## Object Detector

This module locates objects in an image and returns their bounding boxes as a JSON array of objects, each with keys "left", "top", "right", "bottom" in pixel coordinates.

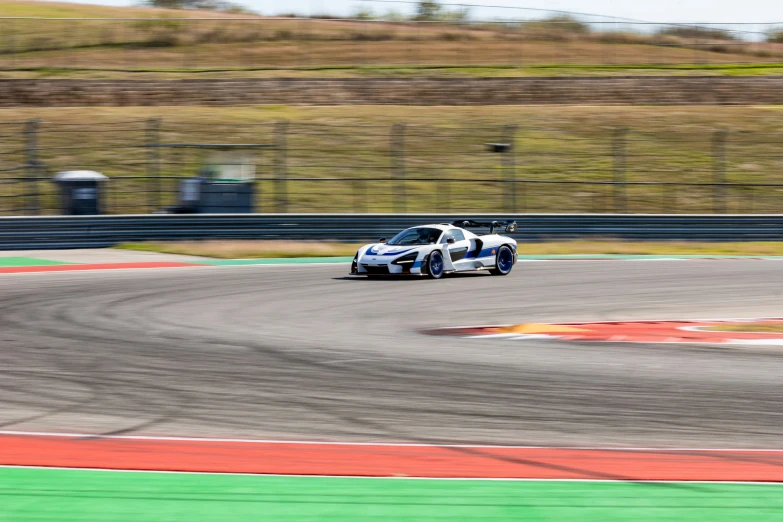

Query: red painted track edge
[{"left": 3, "top": 434, "right": 783, "bottom": 482}]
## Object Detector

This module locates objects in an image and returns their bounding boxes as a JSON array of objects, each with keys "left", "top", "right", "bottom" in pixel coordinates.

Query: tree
[{"left": 415, "top": 0, "right": 441, "bottom": 21}]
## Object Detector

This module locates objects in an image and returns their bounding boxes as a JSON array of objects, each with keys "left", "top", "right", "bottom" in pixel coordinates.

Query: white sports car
[{"left": 350, "top": 220, "right": 518, "bottom": 279}]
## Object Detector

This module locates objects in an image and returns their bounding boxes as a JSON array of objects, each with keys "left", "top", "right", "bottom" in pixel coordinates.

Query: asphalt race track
[{"left": 1, "top": 261, "right": 782, "bottom": 448}]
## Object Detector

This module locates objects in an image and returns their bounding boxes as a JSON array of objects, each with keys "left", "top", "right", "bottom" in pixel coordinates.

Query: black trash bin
[
  {"left": 53, "top": 171, "right": 108, "bottom": 215},
  {"left": 199, "top": 181, "right": 254, "bottom": 213},
  {"left": 175, "top": 169, "right": 254, "bottom": 214}
]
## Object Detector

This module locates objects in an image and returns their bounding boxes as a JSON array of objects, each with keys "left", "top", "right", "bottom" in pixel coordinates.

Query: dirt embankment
[{"left": 3, "top": 77, "right": 783, "bottom": 107}]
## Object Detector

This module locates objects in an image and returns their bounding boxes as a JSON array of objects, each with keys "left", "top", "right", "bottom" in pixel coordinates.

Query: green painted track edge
[
  {"left": 3, "top": 467, "right": 783, "bottom": 522},
  {"left": 0, "top": 257, "right": 74, "bottom": 267}
]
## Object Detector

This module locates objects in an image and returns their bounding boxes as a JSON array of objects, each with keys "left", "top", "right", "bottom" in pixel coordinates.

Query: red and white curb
[{"left": 422, "top": 318, "right": 783, "bottom": 345}]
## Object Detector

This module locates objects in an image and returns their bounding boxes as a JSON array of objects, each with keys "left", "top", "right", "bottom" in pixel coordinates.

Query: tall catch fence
[
  {"left": 1, "top": 119, "right": 782, "bottom": 216},
  {"left": 1, "top": 16, "right": 783, "bottom": 71}
]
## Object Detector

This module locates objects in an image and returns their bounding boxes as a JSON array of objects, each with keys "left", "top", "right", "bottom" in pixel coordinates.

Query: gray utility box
[
  {"left": 53, "top": 170, "right": 108, "bottom": 215},
  {"left": 179, "top": 177, "right": 254, "bottom": 213}
]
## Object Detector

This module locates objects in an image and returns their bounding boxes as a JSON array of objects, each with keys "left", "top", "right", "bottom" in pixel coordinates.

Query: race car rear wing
[{"left": 453, "top": 220, "right": 518, "bottom": 234}]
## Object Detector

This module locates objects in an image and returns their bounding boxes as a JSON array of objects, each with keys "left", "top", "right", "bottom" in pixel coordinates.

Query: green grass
[
  {"left": 3, "top": 467, "right": 783, "bottom": 522},
  {"left": 116, "top": 240, "right": 783, "bottom": 259}
]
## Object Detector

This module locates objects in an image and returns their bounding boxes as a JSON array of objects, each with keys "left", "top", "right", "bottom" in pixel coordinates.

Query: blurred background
[
  {"left": 3, "top": 3, "right": 783, "bottom": 520},
  {"left": 2, "top": 0, "right": 783, "bottom": 217}
]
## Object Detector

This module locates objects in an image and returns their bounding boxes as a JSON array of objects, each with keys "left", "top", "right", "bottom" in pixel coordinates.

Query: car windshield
[{"left": 386, "top": 227, "right": 443, "bottom": 246}]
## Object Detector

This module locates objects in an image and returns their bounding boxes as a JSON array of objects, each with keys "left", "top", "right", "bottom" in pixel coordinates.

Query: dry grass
[
  {"left": 706, "top": 324, "right": 783, "bottom": 333},
  {"left": 116, "top": 239, "right": 783, "bottom": 259},
  {"left": 117, "top": 240, "right": 359, "bottom": 258},
  {"left": 3, "top": 105, "right": 783, "bottom": 215},
  {"left": 5, "top": 39, "right": 776, "bottom": 71},
  {"left": 2, "top": 0, "right": 781, "bottom": 74},
  {"left": 6, "top": 65, "right": 783, "bottom": 80}
]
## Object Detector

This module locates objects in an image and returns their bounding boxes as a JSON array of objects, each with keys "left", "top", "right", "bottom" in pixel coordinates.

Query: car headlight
[{"left": 391, "top": 252, "right": 418, "bottom": 265}]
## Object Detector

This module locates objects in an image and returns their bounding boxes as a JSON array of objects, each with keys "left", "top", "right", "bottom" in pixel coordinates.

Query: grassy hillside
[
  {"left": 0, "top": 0, "right": 246, "bottom": 18},
  {"left": 1, "top": 0, "right": 782, "bottom": 76}
]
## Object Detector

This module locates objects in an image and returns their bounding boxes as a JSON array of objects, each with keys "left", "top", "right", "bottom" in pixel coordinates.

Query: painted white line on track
[
  {"left": 444, "top": 317, "right": 783, "bottom": 330},
  {"left": 2, "top": 465, "right": 782, "bottom": 484},
  {"left": 1, "top": 429, "right": 782, "bottom": 453}
]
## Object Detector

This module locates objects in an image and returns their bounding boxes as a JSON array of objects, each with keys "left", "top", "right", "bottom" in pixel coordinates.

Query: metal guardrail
[{"left": 1, "top": 214, "right": 782, "bottom": 250}]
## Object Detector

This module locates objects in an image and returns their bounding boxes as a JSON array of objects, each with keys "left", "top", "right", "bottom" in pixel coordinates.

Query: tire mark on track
[{"left": 1, "top": 263, "right": 783, "bottom": 450}]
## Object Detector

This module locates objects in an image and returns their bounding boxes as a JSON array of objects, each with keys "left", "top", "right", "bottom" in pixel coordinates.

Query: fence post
[
  {"left": 503, "top": 124, "right": 518, "bottom": 212},
  {"left": 274, "top": 120, "right": 289, "bottom": 213},
  {"left": 612, "top": 127, "right": 628, "bottom": 213},
  {"left": 712, "top": 129, "right": 727, "bottom": 214},
  {"left": 145, "top": 118, "right": 161, "bottom": 213},
  {"left": 390, "top": 123, "right": 407, "bottom": 213},
  {"left": 24, "top": 119, "right": 41, "bottom": 216},
  {"left": 6, "top": 18, "right": 17, "bottom": 68}
]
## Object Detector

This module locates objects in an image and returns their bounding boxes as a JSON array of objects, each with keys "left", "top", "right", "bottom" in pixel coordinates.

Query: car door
[{"left": 442, "top": 229, "right": 472, "bottom": 269}]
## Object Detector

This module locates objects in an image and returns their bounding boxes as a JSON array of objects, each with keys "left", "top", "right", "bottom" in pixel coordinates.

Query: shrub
[
  {"left": 380, "top": 11, "right": 407, "bottom": 23},
  {"left": 657, "top": 25, "right": 737, "bottom": 41},
  {"left": 541, "top": 15, "right": 590, "bottom": 33},
  {"left": 133, "top": 17, "right": 184, "bottom": 47},
  {"left": 766, "top": 29, "right": 783, "bottom": 43},
  {"left": 521, "top": 15, "right": 591, "bottom": 41},
  {"left": 273, "top": 29, "right": 293, "bottom": 41},
  {"left": 351, "top": 8, "right": 375, "bottom": 21},
  {"left": 437, "top": 31, "right": 475, "bottom": 41},
  {"left": 595, "top": 32, "right": 646, "bottom": 45},
  {"left": 349, "top": 31, "right": 394, "bottom": 41},
  {"left": 706, "top": 44, "right": 733, "bottom": 54}
]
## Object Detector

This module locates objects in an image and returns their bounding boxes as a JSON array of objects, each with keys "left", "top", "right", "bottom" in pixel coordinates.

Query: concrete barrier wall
[{"left": 2, "top": 77, "right": 783, "bottom": 106}]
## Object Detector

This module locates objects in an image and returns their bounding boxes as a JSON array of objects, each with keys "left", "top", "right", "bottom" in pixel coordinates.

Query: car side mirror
[
  {"left": 505, "top": 222, "right": 518, "bottom": 233},
  {"left": 379, "top": 237, "right": 387, "bottom": 243},
  {"left": 446, "top": 237, "right": 456, "bottom": 244}
]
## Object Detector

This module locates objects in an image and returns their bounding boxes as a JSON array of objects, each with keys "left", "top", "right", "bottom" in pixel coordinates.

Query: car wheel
[
  {"left": 427, "top": 250, "right": 445, "bottom": 279},
  {"left": 490, "top": 246, "right": 514, "bottom": 276}
]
